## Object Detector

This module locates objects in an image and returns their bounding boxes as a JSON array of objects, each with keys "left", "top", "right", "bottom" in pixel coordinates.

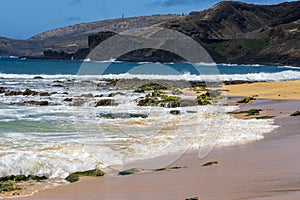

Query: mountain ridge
[{"left": 0, "top": 1, "right": 299, "bottom": 66}]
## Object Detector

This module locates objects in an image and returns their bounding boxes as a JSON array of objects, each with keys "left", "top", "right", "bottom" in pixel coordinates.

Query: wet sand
[{"left": 13, "top": 99, "right": 300, "bottom": 200}]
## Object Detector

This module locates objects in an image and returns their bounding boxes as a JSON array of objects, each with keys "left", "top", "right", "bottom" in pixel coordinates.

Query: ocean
[{"left": 0, "top": 58, "right": 298, "bottom": 180}]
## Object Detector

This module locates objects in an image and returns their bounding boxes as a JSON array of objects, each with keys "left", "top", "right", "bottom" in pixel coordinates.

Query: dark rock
[
  {"left": 23, "top": 89, "right": 38, "bottom": 96},
  {"left": 33, "top": 76, "right": 43, "bottom": 79},
  {"left": 228, "top": 109, "right": 262, "bottom": 116},
  {"left": 40, "top": 92, "right": 50, "bottom": 96},
  {"left": 0, "top": 87, "right": 5, "bottom": 93},
  {"left": 137, "top": 97, "right": 158, "bottom": 106},
  {"left": 118, "top": 168, "right": 143, "bottom": 176},
  {"left": 80, "top": 93, "right": 94, "bottom": 98},
  {"left": 27, "top": 175, "right": 47, "bottom": 182},
  {"left": 291, "top": 111, "right": 300, "bottom": 116},
  {"left": 170, "top": 110, "right": 181, "bottom": 115},
  {"left": 62, "top": 92, "right": 69, "bottom": 95},
  {"left": 202, "top": 161, "right": 218, "bottom": 166},
  {"left": 237, "top": 97, "right": 255, "bottom": 103},
  {"left": 95, "top": 94, "right": 104, "bottom": 97},
  {"left": 24, "top": 100, "right": 49, "bottom": 106},
  {"left": 53, "top": 80, "right": 63, "bottom": 83},
  {"left": 5, "top": 91, "right": 23, "bottom": 96},
  {"left": 108, "top": 92, "right": 124, "bottom": 97},
  {"left": 98, "top": 113, "right": 148, "bottom": 119},
  {"left": 255, "top": 116, "right": 274, "bottom": 119},
  {"left": 52, "top": 84, "right": 64, "bottom": 88},
  {"left": 51, "top": 92, "right": 58, "bottom": 95},
  {"left": 65, "top": 174, "right": 79, "bottom": 183},
  {"left": 186, "top": 197, "right": 199, "bottom": 200},
  {"left": 95, "top": 99, "right": 119, "bottom": 107},
  {"left": 64, "top": 98, "right": 73, "bottom": 102}
]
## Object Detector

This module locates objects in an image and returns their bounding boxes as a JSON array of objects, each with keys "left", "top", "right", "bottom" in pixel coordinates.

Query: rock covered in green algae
[
  {"left": 0, "top": 181, "right": 19, "bottom": 193},
  {"left": 291, "top": 111, "right": 300, "bottom": 116},
  {"left": 202, "top": 161, "right": 219, "bottom": 167},
  {"left": 0, "top": 175, "right": 47, "bottom": 193},
  {"left": 237, "top": 97, "right": 255, "bottom": 103},
  {"left": 65, "top": 169, "right": 105, "bottom": 183}
]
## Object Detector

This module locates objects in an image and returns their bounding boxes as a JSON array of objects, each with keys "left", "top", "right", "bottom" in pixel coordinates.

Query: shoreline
[
  {"left": 2, "top": 80, "right": 300, "bottom": 199},
  {"left": 7, "top": 98, "right": 300, "bottom": 200}
]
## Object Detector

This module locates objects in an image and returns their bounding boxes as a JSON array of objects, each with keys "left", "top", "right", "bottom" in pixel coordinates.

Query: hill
[
  {"left": 0, "top": 1, "right": 299, "bottom": 66},
  {"left": 0, "top": 15, "right": 180, "bottom": 56}
]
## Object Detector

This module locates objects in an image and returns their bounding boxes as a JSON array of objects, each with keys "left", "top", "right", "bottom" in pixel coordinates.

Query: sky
[{"left": 0, "top": 0, "right": 297, "bottom": 39}]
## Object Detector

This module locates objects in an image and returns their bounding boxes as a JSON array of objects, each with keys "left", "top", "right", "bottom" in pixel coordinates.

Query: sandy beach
[
  {"left": 225, "top": 80, "right": 300, "bottom": 100},
  {"left": 5, "top": 80, "right": 298, "bottom": 200}
]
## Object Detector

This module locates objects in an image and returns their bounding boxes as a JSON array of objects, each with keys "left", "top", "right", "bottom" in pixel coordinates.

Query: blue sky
[{"left": 0, "top": 0, "right": 296, "bottom": 39}]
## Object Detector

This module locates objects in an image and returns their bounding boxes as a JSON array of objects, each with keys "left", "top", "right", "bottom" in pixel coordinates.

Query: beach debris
[
  {"left": 65, "top": 169, "right": 105, "bottom": 183},
  {"left": 95, "top": 99, "right": 119, "bottom": 107},
  {"left": 237, "top": 97, "right": 255, "bottom": 103},
  {"left": 291, "top": 111, "right": 300, "bottom": 116},
  {"left": 202, "top": 161, "right": 219, "bottom": 167}
]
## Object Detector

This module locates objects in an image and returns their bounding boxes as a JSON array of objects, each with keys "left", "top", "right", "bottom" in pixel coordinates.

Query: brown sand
[
  {"left": 12, "top": 99, "right": 300, "bottom": 200},
  {"left": 224, "top": 80, "right": 300, "bottom": 100}
]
